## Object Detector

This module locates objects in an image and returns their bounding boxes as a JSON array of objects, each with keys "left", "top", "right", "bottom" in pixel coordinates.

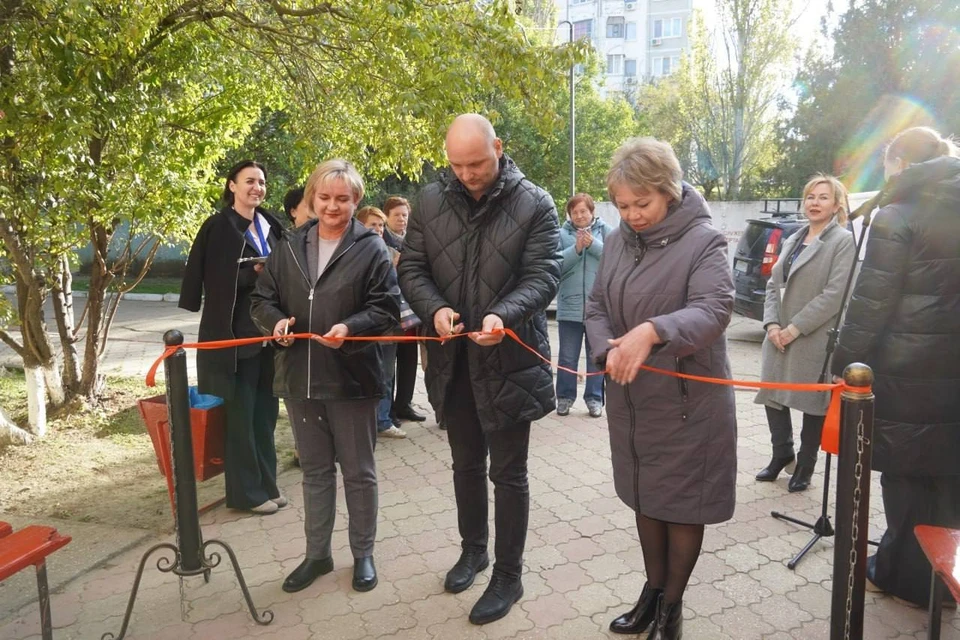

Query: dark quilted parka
[
  {"left": 398, "top": 156, "right": 561, "bottom": 432},
  {"left": 832, "top": 156, "right": 960, "bottom": 476}
]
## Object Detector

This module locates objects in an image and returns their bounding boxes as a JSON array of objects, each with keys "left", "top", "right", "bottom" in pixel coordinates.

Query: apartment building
[{"left": 556, "top": 0, "right": 694, "bottom": 97}]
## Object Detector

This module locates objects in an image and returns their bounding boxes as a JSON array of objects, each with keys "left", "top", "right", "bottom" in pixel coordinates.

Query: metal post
[
  {"left": 830, "top": 363, "right": 874, "bottom": 640},
  {"left": 36, "top": 562, "right": 52, "bottom": 640},
  {"left": 558, "top": 20, "right": 576, "bottom": 198},
  {"left": 163, "top": 329, "right": 202, "bottom": 573}
]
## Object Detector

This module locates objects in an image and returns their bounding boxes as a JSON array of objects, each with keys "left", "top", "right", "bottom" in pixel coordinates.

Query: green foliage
[
  {"left": 639, "top": 1, "right": 794, "bottom": 200},
  {"left": 773, "top": 0, "right": 960, "bottom": 194}
]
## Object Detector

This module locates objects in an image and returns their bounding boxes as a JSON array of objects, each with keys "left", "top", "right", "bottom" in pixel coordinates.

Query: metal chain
[{"left": 843, "top": 408, "right": 867, "bottom": 640}]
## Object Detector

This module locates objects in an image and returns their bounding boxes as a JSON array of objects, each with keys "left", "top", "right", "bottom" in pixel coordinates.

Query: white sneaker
[
  {"left": 378, "top": 426, "right": 407, "bottom": 439},
  {"left": 250, "top": 500, "right": 279, "bottom": 515},
  {"left": 273, "top": 495, "right": 289, "bottom": 508}
]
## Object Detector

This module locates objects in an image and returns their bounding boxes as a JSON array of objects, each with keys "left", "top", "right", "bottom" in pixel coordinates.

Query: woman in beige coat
[{"left": 754, "top": 175, "right": 855, "bottom": 492}]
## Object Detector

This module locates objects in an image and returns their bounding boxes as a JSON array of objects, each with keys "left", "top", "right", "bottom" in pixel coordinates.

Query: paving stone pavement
[{"left": 0, "top": 302, "right": 956, "bottom": 639}]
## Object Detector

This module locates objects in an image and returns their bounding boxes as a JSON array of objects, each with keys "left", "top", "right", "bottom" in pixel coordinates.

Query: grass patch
[{"left": 70, "top": 276, "right": 181, "bottom": 295}]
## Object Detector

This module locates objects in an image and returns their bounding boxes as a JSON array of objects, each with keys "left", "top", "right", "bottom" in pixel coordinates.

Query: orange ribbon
[{"left": 146, "top": 328, "right": 871, "bottom": 456}]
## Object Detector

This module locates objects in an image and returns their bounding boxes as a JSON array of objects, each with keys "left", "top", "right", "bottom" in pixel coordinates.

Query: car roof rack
[{"left": 761, "top": 198, "right": 802, "bottom": 216}]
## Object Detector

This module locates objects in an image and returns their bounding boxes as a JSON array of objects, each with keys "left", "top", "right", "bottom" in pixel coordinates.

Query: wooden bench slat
[
  {"left": 0, "top": 526, "right": 72, "bottom": 582},
  {"left": 915, "top": 524, "right": 960, "bottom": 603},
  {"left": 0, "top": 522, "right": 12, "bottom": 538}
]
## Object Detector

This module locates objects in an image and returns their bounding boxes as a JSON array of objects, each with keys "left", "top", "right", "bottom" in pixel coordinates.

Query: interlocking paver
[{"left": 2, "top": 306, "right": 956, "bottom": 638}]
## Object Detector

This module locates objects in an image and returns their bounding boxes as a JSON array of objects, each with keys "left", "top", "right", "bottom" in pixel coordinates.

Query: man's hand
[
  {"left": 313, "top": 323, "right": 349, "bottom": 349},
  {"left": 273, "top": 317, "right": 295, "bottom": 347},
  {"left": 471, "top": 314, "right": 505, "bottom": 346},
  {"left": 606, "top": 322, "right": 661, "bottom": 385},
  {"left": 434, "top": 307, "right": 464, "bottom": 339}
]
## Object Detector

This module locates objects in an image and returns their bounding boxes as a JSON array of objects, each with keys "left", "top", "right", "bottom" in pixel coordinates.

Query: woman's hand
[
  {"left": 313, "top": 323, "right": 349, "bottom": 349},
  {"left": 606, "top": 322, "right": 661, "bottom": 385},
  {"left": 273, "top": 317, "right": 295, "bottom": 347},
  {"left": 767, "top": 325, "right": 785, "bottom": 353}
]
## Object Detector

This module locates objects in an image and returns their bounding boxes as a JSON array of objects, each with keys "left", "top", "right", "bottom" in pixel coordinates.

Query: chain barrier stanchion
[
  {"left": 830, "top": 363, "right": 874, "bottom": 640},
  {"left": 102, "top": 330, "right": 273, "bottom": 640}
]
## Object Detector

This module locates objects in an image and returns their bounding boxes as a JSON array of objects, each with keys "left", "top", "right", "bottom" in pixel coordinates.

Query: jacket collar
[
  {"left": 440, "top": 155, "right": 525, "bottom": 209},
  {"left": 292, "top": 218, "right": 377, "bottom": 279},
  {"left": 617, "top": 182, "right": 710, "bottom": 247},
  {"left": 781, "top": 219, "right": 841, "bottom": 282}
]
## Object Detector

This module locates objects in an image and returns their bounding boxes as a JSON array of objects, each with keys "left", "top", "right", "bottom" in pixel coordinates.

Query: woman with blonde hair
[
  {"left": 251, "top": 159, "right": 401, "bottom": 594},
  {"left": 754, "top": 175, "right": 855, "bottom": 492},
  {"left": 832, "top": 126, "right": 960, "bottom": 606},
  {"left": 585, "top": 137, "right": 737, "bottom": 639}
]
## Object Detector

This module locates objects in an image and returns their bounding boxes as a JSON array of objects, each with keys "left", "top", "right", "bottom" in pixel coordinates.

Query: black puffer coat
[
  {"left": 398, "top": 156, "right": 561, "bottom": 432},
  {"left": 250, "top": 218, "right": 401, "bottom": 400},
  {"left": 832, "top": 156, "right": 960, "bottom": 476}
]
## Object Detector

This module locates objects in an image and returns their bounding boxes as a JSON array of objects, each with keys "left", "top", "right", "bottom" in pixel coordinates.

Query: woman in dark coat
[
  {"left": 585, "top": 138, "right": 737, "bottom": 640},
  {"left": 832, "top": 126, "right": 960, "bottom": 606},
  {"left": 179, "top": 160, "right": 285, "bottom": 515},
  {"left": 754, "top": 175, "right": 855, "bottom": 492},
  {"left": 251, "top": 159, "right": 401, "bottom": 595}
]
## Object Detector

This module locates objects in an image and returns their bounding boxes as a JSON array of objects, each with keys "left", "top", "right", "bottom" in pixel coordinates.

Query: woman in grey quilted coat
[
  {"left": 754, "top": 175, "right": 854, "bottom": 493},
  {"left": 585, "top": 138, "right": 737, "bottom": 640}
]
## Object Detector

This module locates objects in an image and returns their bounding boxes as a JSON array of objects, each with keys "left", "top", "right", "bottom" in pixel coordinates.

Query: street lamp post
[{"left": 558, "top": 20, "right": 576, "bottom": 198}]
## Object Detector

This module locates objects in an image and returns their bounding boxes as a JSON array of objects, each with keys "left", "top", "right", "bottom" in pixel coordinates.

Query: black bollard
[
  {"left": 162, "top": 329, "right": 203, "bottom": 573},
  {"left": 830, "top": 363, "right": 874, "bottom": 640}
]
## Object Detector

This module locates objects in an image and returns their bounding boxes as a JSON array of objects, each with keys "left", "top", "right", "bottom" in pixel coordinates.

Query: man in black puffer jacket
[
  {"left": 399, "top": 114, "right": 560, "bottom": 625},
  {"left": 832, "top": 127, "right": 960, "bottom": 606}
]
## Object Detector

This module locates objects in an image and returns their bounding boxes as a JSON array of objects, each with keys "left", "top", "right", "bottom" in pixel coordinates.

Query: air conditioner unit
[
  {"left": 651, "top": 37, "right": 662, "bottom": 46},
  {"left": 626, "top": 76, "right": 638, "bottom": 84},
  {"left": 625, "top": 2, "right": 636, "bottom": 9}
]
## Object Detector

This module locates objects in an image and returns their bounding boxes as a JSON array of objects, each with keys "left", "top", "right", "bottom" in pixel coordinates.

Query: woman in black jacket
[
  {"left": 832, "top": 126, "right": 960, "bottom": 606},
  {"left": 179, "top": 160, "right": 285, "bottom": 515},
  {"left": 251, "top": 159, "right": 401, "bottom": 595}
]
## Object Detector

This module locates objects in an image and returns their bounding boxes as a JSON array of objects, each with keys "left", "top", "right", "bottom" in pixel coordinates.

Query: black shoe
[
  {"left": 468, "top": 573, "right": 523, "bottom": 625},
  {"left": 788, "top": 464, "right": 814, "bottom": 492},
  {"left": 755, "top": 454, "right": 795, "bottom": 482},
  {"left": 391, "top": 416, "right": 403, "bottom": 429},
  {"left": 438, "top": 422, "right": 447, "bottom": 431},
  {"left": 610, "top": 582, "right": 663, "bottom": 634},
  {"left": 282, "top": 557, "right": 334, "bottom": 593},
  {"left": 352, "top": 556, "right": 378, "bottom": 592},
  {"left": 394, "top": 405, "right": 427, "bottom": 422},
  {"left": 444, "top": 549, "right": 489, "bottom": 593},
  {"left": 647, "top": 594, "right": 682, "bottom": 640}
]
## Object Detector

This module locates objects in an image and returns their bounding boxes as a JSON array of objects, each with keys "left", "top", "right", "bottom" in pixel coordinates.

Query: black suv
[{"left": 733, "top": 199, "right": 806, "bottom": 320}]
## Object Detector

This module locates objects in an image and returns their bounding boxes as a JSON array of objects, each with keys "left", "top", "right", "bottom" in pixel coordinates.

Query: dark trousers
[
  {"left": 765, "top": 405, "right": 824, "bottom": 467},
  {"left": 556, "top": 320, "right": 603, "bottom": 402},
  {"left": 869, "top": 473, "right": 960, "bottom": 606},
  {"left": 392, "top": 340, "right": 418, "bottom": 412},
  {"left": 286, "top": 398, "right": 379, "bottom": 559},
  {"left": 445, "top": 355, "right": 530, "bottom": 579},
  {"left": 224, "top": 350, "right": 280, "bottom": 509}
]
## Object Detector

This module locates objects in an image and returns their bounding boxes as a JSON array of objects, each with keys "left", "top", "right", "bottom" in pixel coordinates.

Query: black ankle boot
[
  {"left": 788, "top": 463, "right": 815, "bottom": 492},
  {"left": 647, "top": 594, "right": 682, "bottom": 640},
  {"left": 755, "top": 454, "right": 795, "bottom": 481},
  {"left": 468, "top": 573, "right": 523, "bottom": 625},
  {"left": 610, "top": 582, "right": 662, "bottom": 634}
]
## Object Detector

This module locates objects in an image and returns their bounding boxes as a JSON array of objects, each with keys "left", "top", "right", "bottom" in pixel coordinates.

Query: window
[
  {"left": 624, "top": 59, "right": 637, "bottom": 77},
  {"left": 607, "top": 54, "right": 624, "bottom": 75},
  {"left": 606, "top": 16, "right": 625, "bottom": 38},
  {"left": 573, "top": 19, "right": 593, "bottom": 42},
  {"left": 626, "top": 22, "right": 637, "bottom": 41},
  {"left": 653, "top": 17, "right": 683, "bottom": 39},
  {"left": 571, "top": 0, "right": 591, "bottom": 4},
  {"left": 652, "top": 56, "right": 680, "bottom": 76}
]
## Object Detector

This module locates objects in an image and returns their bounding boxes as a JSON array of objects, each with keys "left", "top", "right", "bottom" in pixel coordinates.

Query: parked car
[{"left": 732, "top": 199, "right": 805, "bottom": 321}]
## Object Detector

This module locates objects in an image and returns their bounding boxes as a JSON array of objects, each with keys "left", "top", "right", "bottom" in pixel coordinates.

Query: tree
[
  {"left": 640, "top": 0, "right": 795, "bottom": 199},
  {"left": 0, "top": 0, "right": 579, "bottom": 441},
  {"left": 773, "top": 0, "right": 960, "bottom": 194}
]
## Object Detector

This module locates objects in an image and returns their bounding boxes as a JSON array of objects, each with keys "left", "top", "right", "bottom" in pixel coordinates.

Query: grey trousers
[{"left": 286, "top": 398, "right": 379, "bottom": 559}]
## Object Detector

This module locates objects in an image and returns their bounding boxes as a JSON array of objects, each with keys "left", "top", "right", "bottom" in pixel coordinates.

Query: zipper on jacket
[
  {"left": 231, "top": 245, "right": 242, "bottom": 374},
  {"left": 616, "top": 232, "right": 646, "bottom": 512},
  {"left": 676, "top": 357, "right": 689, "bottom": 421}
]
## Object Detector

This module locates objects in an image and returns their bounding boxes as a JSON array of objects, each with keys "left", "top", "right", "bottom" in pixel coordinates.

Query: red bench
[
  {"left": 914, "top": 525, "right": 960, "bottom": 640},
  {"left": 0, "top": 521, "right": 72, "bottom": 640}
]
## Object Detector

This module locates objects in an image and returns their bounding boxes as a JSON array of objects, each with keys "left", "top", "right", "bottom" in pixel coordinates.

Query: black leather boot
[
  {"left": 788, "top": 463, "right": 815, "bottom": 492},
  {"left": 647, "top": 594, "right": 682, "bottom": 640},
  {"left": 444, "top": 549, "right": 489, "bottom": 593},
  {"left": 468, "top": 573, "right": 523, "bottom": 625},
  {"left": 755, "top": 454, "right": 795, "bottom": 481},
  {"left": 610, "top": 582, "right": 663, "bottom": 634},
  {"left": 352, "top": 556, "right": 378, "bottom": 592},
  {"left": 282, "top": 557, "right": 334, "bottom": 593}
]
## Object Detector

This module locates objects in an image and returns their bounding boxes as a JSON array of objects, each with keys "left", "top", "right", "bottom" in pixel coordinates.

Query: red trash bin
[{"left": 138, "top": 394, "right": 226, "bottom": 519}]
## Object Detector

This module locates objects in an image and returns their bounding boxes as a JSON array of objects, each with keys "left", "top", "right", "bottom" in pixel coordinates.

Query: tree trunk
[
  {"left": 23, "top": 364, "right": 46, "bottom": 438},
  {"left": 79, "top": 219, "right": 112, "bottom": 400},
  {"left": 0, "top": 407, "right": 32, "bottom": 446},
  {"left": 50, "top": 255, "right": 81, "bottom": 395}
]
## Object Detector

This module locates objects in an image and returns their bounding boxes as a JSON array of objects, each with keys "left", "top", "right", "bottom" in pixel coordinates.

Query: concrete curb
[{"left": 1, "top": 286, "right": 179, "bottom": 303}]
